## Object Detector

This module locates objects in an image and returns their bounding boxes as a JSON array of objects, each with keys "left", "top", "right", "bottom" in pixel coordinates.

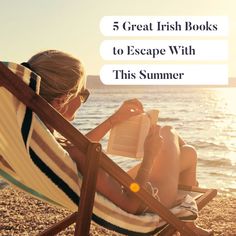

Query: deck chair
[{"left": 0, "top": 61, "right": 217, "bottom": 236}]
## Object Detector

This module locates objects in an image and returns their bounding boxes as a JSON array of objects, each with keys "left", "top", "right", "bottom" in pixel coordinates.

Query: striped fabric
[{"left": 0, "top": 62, "right": 199, "bottom": 235}]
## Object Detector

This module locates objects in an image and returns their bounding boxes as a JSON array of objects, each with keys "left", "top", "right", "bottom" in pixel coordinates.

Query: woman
[{"left": 24, "top": 50, "right": 211, "bottom": 235}]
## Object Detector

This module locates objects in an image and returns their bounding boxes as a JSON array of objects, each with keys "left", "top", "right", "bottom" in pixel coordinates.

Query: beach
[
  {"left": 1, "top": 87, "right": 235, "bottom": 235},
  {"left": 0, "top": 186, "right": 235, "bottom": 235},
  {"left": 1, "top": 87, "right": 236, "bottom": 236}
]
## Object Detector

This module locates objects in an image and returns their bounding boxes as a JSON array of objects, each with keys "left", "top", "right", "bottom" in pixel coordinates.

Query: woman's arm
[
  {"left": 85, "top": 117, "right": 113, "bottom": 142},
  {"left": 86, "top": 99, "right": 144, "bottom": 142},
  {"left": 133, "top": 125, "right": 163, "bottom": 213}
]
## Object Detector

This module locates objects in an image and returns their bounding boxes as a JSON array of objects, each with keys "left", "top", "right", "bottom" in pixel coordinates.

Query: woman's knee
[
  {"left": 160, "top": 125, "right": 173, "bottom": 134},
  {"left": 159, "top": 126, "right": 178, "bottom": 140},
  {"left": 181, "top": 145, "right": 198, "bottom": 164}
]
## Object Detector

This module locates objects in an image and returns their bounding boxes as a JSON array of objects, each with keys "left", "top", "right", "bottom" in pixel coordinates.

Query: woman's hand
[{"left": 109, "top": 99, "right": 144, "bottom": 127}]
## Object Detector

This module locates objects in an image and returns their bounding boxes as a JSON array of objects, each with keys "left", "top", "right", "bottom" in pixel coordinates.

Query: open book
[{"left": 106, "top": 110, "right": 159, "bottom": 159}]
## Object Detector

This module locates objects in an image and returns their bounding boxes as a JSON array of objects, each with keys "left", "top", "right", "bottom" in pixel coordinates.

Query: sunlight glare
[{"left": 216, "top": 88, "right": 236, "bottom": 114}]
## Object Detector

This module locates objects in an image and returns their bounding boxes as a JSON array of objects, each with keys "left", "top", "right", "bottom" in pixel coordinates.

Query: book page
[{"left": 107, "top": 110, "right": 159, "bottom": 158}]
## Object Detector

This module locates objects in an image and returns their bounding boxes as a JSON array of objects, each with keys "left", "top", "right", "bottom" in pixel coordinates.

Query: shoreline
[{"left": 0, "top": 186, "right": 235, "bottom": 235}]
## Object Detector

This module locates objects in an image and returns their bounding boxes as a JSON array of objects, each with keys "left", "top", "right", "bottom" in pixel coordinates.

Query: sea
[
  {"left": 0, "top": 87, "right": 235, "bottom": 196},
  {"left": 75, "top": 87, "right": 236, "bottom": 196}
]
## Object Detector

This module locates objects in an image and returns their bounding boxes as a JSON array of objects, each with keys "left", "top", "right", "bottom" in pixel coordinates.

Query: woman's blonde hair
[{"left": 28, "top": 50, "right": 86, "bottom": 104}]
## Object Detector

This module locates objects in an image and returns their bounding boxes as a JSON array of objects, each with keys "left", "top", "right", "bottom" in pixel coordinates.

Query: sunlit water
[{"left": 75, "top": 87, "right": 236, "bottom": 196}]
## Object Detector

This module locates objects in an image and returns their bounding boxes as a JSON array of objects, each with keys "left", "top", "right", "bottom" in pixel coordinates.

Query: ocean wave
[
  {"left": 208, "top": 171, "right": 236, "bottom": 178},
  {"left": 178, "top": 109, "right": 189, "bottom": 112},
  {"left": 206, "top": 115, "right": 224, "bottom": 120},
  {"left": 158, "top": 117, "right": 180, "bottom": 122},
  {"left": 198, "top": 158, "right": 233, "bottom": 167},
  {"left": 194, "top": 140, "right": 229, "bottom": 150},
  {"left": 218, "top": 188, "right": 236, "bottom": 196}
]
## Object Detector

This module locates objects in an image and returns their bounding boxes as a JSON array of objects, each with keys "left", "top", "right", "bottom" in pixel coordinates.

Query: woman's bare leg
[
  {"left": 148, "top": 126, "right": 181, "bottom": 208},
  {"left": 128, "top": 130, "right": 198, "bottom": 186},
  {"left": 179, "top": 145, "right": 198, "bottom": 186}
]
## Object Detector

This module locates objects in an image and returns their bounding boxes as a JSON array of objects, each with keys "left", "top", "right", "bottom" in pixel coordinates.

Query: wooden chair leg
[
  {"left": 74, "top": 142, "right": 101, "bottom": 236},
  {"left": 38, "top": 212, "right": 77, "bottom": 236},
  {"left": 158, "top": 224, "right": 176, "bottom": 236}
]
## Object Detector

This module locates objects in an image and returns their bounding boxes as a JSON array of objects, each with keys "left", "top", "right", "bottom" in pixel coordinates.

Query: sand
[{"left": 0, "top": 186, "right": 235, "bottom": 236}]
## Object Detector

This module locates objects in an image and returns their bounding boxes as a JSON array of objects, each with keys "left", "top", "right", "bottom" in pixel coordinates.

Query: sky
[{"left": 0, "top": 0, "right": 235, "bottom": 77}]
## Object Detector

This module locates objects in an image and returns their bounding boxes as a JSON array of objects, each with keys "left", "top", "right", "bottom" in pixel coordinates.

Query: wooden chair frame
[{"left": 0, "top": 62, "right": 217, "bottom": 236}]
